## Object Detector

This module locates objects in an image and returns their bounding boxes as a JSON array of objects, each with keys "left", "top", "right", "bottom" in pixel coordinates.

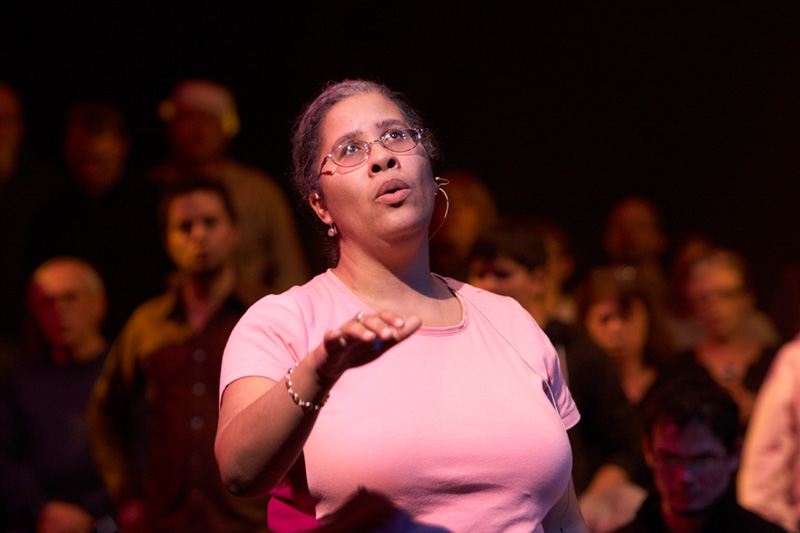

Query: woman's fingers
[
  {"left": 351, "top": 311, "right": 422, "bottom": 346},
  {"left": 318, "top": 311, "right": 423, "bottom": 377}
]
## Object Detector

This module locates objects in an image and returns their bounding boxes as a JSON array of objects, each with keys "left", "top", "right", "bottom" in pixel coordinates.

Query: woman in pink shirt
[{"left": 215, "top": 80, "right": 588, "bottom": 532}]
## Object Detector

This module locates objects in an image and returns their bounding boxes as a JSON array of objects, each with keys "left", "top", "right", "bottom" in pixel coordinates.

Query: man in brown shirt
[{"left": 88, "top": 178, "right": 270, "bottom": 532}]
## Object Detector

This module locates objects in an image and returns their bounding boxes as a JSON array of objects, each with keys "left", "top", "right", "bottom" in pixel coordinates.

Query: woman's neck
[
  {"left": 335, "top": 230, "right": 435, "bottom": 289},
  {"left": 332, "top": 240, "right": 460, "bottom": 326}
]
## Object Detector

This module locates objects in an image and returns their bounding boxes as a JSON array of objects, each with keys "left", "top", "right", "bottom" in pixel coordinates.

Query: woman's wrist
[
  {"left": 308, "top": 343, "right": 345, "bottom": 386},
  {"left": 285, "top": 364, "right": 330, "bottom": 412},
  {"left": 290, "top": 352, "right": 339, "bottom": 406}
]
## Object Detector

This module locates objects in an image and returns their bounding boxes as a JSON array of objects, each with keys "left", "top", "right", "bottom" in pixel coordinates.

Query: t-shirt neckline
[{"left": 322, "top": 269, "right": 468, "bottom": 336}]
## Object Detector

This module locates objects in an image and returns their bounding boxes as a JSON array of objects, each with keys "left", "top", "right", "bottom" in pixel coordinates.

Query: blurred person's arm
[{"left": 738, "top": 343, "right": 800, "bottom": 532}]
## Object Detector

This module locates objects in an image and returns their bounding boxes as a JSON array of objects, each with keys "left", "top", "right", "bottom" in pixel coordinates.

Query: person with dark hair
[
  {"left": 88, "top": 177, "right": 270, "bottom": 532},
  {"left": 33, "top": 100, "right": 170, "bottom": 340},
  {"left": 0, "top": 257, "right": 114, "bottom": 532},
  {"left": 150, "top": 79, "right": 310, "bottom": 302},
  {"left": 575, "top": 265, "right": 675, "bottom": 407},
  {"left": 215, "top": 80, "right": 588, "bottom": 532},
  {"left": 613, "top": 378, "right": 783, "bottom": 532},
  {"left": 468, "top": 217, "right": 647, "bottom": 532}
]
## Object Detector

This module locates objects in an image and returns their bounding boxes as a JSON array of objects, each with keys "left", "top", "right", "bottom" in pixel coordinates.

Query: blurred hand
[
  {"left": 313, "top": 310, "right": 422, "bottom": 382},
  {"left": 579, "top": 482, "right": 647, "bottom": 533},
  {"left": 37, "top": 501, "right": 93, "bottom": 533}
]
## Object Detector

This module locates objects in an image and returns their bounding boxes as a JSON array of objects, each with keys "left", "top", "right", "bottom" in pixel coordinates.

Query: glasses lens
[
  {"left": 332, "top": 142, "right": 367, "bottom": 167},
  {"left": 382, "top": 128, "right": 421, "bottom": 153}
]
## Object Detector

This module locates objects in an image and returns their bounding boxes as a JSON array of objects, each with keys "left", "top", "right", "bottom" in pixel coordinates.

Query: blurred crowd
[{"left": 1, "top": 78, "right": 799, "bottom": 532}]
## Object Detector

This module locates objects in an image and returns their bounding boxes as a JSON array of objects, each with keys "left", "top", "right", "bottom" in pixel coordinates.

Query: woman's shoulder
[
  {"left": 222, "top": 273, "right": 347, "bottom": 380},
  {"left": 234, "top": 270, "right": 360, "bottom": 341},
  {"left": 246, "top": 271, "right": 342, "bottom": 313}
]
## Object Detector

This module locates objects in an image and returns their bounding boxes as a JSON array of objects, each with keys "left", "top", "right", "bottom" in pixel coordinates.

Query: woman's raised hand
[{"left": 312, "top": 310, "right": 422, "bottom": 382}]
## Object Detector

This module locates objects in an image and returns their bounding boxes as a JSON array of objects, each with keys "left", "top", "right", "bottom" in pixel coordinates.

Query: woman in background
[{"left": 576, "top": 266, "right": 673, "bottom": 407}]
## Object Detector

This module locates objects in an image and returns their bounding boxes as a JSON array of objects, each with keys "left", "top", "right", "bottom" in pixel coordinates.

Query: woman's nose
[{"left": 368, "top": 143, "right": 399, "bottom": 174}]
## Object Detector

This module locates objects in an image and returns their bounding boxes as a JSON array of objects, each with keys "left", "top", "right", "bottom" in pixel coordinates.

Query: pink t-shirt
[{"left": 220, "top": 271, "right": 580, "bottom": 532}]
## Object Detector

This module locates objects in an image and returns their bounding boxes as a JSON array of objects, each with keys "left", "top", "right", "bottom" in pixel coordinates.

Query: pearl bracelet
[{"left": 285, "top": 364, "right": 330, "bottom": 413}]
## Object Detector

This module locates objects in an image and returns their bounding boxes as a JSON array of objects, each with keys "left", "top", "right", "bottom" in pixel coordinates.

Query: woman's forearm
[{"left": 215, "top": 355, "right": 335, "bottom": 496}]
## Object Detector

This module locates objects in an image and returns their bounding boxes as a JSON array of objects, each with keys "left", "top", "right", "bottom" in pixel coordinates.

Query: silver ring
[{"left": 356, "top": 311, "right": 365, "bottom": 322}]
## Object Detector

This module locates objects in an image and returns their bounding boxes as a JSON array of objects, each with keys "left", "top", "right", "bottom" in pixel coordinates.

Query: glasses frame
[{"left": 319, "top": 127, "right": 424, "bottom": 176}]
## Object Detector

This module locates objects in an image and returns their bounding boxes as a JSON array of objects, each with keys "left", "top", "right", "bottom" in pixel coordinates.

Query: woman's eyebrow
[
  {"left": 328, "top": 119, "right": 407, "bottom": 151},
  {"left": 376, "top": 118, "right": 407, "bottom": 129},
  {"left": 329, "top": 129, "right": 364, "bottom": 151}
]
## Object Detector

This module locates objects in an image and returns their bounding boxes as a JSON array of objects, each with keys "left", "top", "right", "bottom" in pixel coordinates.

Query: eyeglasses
[{"left": 320, "top": 127, "right": 423, "bottom": 175}]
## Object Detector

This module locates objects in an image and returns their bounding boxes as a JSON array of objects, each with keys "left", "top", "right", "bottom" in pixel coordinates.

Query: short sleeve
[{"left": 219, "top": 293, "right": 309, "bottom": 407}]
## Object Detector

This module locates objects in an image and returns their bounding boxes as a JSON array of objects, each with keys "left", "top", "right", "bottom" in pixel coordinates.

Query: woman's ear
[{"left": 309, "top": 192, "right": 332, "bottom": 225}]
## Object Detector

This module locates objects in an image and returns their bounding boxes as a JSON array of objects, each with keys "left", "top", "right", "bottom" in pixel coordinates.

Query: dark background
[{"left": 4, "top": 3, "right": 799, "bottom": 297}]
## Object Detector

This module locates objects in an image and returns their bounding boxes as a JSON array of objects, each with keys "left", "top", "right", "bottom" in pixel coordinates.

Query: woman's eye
[
  {"left": 338, "top": 143, "right": 361, "bottom": 158},
  {"left": 385, "top": 129, "right": 405, "bottom": 141}
]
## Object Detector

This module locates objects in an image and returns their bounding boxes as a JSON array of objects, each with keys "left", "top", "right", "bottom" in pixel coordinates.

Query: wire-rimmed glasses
[{"left": 319, "top": 127, "right": 423, "bottom": 176}]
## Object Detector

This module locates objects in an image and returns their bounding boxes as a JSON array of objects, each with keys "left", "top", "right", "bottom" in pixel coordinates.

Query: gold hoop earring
[{"left": 429, "top": 179, "right": 450, "bottom": 240}]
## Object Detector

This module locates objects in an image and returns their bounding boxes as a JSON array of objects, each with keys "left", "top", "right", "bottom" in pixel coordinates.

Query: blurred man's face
[
  {"left": 168, "top": 110, "right": 229, "bottom": 164},
  {"left": 64, "top": 127, "right": 129, "bottom": 195},
  {"left": 646, "top": 419, "right": 738, "bottom": 516},
  {"left": 30, "top": 263, "right": 106, "bottom": 350},
  {"left": 604, "top": 199, "right": 665, "bottom": 264},
  {"left": 166, "top": 190, "right": 238, "bottom": 275},
  {"left": 686, "top": 261, "right": 752, "bottom": 341}
]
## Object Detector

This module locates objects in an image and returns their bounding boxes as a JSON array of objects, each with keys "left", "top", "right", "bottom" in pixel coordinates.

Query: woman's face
[
  {"left": 585, "top": 297, "right": 650, "bottom": 362},
  {"left": 310, "top": 92, "right": 436, "bottom": 251}
]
